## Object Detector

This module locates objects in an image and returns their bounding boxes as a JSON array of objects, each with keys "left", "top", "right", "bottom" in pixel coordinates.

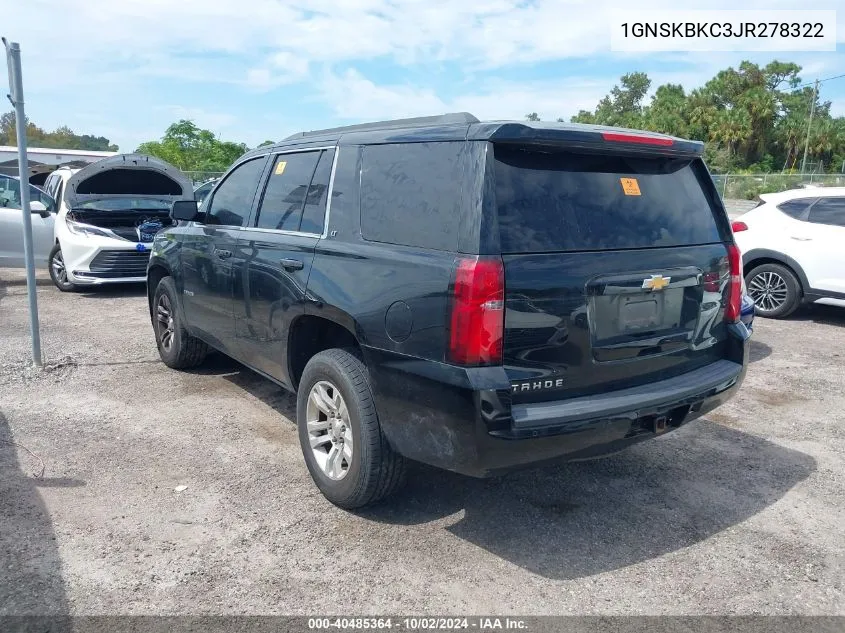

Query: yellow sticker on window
[
  {"left": 620, "top": 177, "right": 641, "bottom": 196},
  {"left": 274, "top": 161, "right": 287, "bottom": 175}
]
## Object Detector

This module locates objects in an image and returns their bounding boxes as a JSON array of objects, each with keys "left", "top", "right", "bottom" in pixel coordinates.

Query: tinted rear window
[
  {"left": 776, "top": 198, "right": 816, "bottom": 219},
  {"left": 494, "top": 146, "right": 722, "bottom": 253},
  {"left": 360, "top": 142, "right": 463, "bottom": 251}
]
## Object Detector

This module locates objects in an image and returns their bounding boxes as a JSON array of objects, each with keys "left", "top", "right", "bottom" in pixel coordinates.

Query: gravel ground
[{"left": 0, "top": 267, "right": 843, "bottom": 616}]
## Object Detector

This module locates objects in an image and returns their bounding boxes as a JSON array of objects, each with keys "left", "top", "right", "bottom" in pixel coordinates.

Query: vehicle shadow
[
  {"left": 788, "top": 304, "right": 845, "bottom": 327},
  {"left": 360, "top": 421, "right": 815, "bottom": 580},
  {"left": 186, "top": 353, "right": 297, "bottom": 419},
  {"left": 0, "top": 411, "right": 73, "bottom": 616},
  {"left": 76, "top": 283, "right": 147, "bottom": 299},
  {"left": 186, "top": 354, "right": 816, "bottom": 582},
  {"left": 0, "top": 276, "right": 53, "bottom": 288},
  {"left": 749, "top": 339, "right": 772, "bottom": 363},
  {"left": 0, "top": 275, "right": 51, "bottom": 306}
]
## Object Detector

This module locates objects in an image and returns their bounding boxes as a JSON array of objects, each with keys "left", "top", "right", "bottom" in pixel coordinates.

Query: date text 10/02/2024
[{"left": 307, "top": 618, "right": 529, "bottom": 630}]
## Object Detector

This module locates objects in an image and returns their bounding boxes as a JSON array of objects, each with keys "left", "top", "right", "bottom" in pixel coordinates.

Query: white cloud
[
  {"left": 245, "top": 52, "right": 311, "bottom": 91},
  {"left": 4, "top": 0, "right": 844, "bottom": 148},
  {"left": 154, "top": 106, "right": 237, "bottom": 132},
  {"left": 10, "top": 0, "right": 843, "bottom": 85},
  {"left": 318, "top": 69, "right": 615, "bottom": 122},
  {"left": 320, "top": 69, "right": 448, "bottom": 119}
]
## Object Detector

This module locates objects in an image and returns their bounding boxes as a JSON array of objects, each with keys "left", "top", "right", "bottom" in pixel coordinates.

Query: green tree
[
  {"left": 710, "top": 108, "right": 753, "bottom": 156},
  {"left": 525, "top": 112, "right": 540, "bottom": 121},
  {"left": 577, "top": 72, "right": 651, "bottom": 129},
  {"left": 643, "top": 84, "right": 688, "bottom": 138},
  {"left": 136, "top": 120, "right": 247, "bottom": 173},
  {"left": 556, "top": 59, "right": 845, "bottom": 173},
  {"left": 0, "top": 111, "right": 117, "bottom": 150}
]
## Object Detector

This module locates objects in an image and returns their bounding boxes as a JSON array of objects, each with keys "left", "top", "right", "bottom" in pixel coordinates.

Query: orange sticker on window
[
  {"left": 274, "top": 161, "right": 287, "bottom": 175},
  {"left": 620, "top": 177, "right": 641, "bottom": 196}
]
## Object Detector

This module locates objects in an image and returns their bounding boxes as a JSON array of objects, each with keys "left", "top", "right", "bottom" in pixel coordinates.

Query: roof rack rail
[{"left": 283, "top": 112, "right": 479, "bottom": 141}]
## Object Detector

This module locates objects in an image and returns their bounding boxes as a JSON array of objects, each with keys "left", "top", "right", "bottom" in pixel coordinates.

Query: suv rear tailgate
[{"left": 491, "top": 144, "right": 734, "bottom": 404}]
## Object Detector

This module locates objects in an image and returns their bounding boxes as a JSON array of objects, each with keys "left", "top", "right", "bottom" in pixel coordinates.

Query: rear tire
[
  {"left": 152, "top": 276, "right": 208, "bottom": 369},
  {"left": 745, "top": 263, "right": 801, "bottom": 319},
  {"left": 297, "top": 348, "right": 406, "bottom": 509},
  {"left": 48, "top": 243, "right": 77, "bottom": 292}
]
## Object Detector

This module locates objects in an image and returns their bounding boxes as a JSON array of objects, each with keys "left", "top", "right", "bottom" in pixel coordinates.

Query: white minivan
[{"left": 41, "top": 155, "right": 193, "bottom": 291}]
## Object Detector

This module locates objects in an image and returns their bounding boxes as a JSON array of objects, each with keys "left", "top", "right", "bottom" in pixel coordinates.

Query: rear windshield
[{"left": 493, "top": 146, "right": 723, "bottom": 253}]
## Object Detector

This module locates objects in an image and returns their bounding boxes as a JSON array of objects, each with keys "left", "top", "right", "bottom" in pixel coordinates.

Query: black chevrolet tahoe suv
[{"left": 147, "top": 112, "right": 750, "bottom": 508}]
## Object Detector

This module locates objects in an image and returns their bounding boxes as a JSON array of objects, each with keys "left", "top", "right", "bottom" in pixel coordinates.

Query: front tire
[
  {"left": 48, "top": 243, "right": 77, "bottom": 292},
  {"left": 745, "top": 263, "right": 801, "bottom": 319},
  {"left": 297, "top": 348, "right": 406, "bottom": 509},
  {"left": 152, "top": 276, "right": 208, "bottom": 369}
]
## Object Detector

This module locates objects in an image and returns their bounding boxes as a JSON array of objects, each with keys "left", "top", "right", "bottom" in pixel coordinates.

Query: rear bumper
[{"left": 363, "top": 323, "right": 750, "bottom": 477}]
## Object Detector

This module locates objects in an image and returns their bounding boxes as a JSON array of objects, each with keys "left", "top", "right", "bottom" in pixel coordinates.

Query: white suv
[{"left": 733, "top": 187, "right": 845, "bottom": 318}]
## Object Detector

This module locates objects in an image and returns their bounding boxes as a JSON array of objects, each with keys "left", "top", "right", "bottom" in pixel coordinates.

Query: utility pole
[
  {"left": 3, "top": 38, "right": 42, "bottom": 366},
  {"left": 800, "top": 79, "right": 819, "bottom": 175}
]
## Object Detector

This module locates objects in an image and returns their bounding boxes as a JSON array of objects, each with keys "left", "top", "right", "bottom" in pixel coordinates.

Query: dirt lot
[{"left": 1, "top": 267, "right": 843, "bottom": 615}]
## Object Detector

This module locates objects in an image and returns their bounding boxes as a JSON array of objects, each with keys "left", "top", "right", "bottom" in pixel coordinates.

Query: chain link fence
[{"left": 711, "top": 173, "right": 845, "bottom": 201}]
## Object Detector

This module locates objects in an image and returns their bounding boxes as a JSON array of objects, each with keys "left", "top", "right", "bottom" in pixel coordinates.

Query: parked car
[
  {"left": 733, "top": 188, "right": 845, "bottom": 318},
  {"left": 43, "top": 155, "right": 193, "bottom": 291},
  {"left": 0, "top": 175, "right": 57, "bottom": 268},
  {"left": 193, "top": 178, "right": 219, "bottom": 206},
  {"left": 148, "top": 113, "right": 750, "bottom": 508}
]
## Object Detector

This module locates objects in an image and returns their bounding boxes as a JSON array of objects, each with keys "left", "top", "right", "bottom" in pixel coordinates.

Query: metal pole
[
  {"left": 800, "top": 79, "right": 819, "bottom": 176},
  {"left": 3, "top": 38, "right": 42, "bottom": 366}
]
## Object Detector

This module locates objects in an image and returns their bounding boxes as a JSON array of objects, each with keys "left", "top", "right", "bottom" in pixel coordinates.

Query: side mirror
[
  {"left": 30, "top": 201, "right": 50, "bottom": 217},
  {"left": 171, "top": 200, "right": 199, "bottom": 222}
]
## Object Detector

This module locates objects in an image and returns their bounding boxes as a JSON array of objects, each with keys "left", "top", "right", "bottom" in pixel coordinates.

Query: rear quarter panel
[{"left": 306, "top": 145, "right": 456, "bottom": 359}]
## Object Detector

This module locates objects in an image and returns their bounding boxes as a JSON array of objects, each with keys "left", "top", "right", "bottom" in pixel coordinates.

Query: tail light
[
  {"left": 448, "top": 256, "right": 504, "bottom": 366},
  {"left": 724, "top": 244, "right": 743, "bottom": 322},
  {"left": 601, "top": 132, "right": 674, "bottom": 146},
  {"left": 731, "top": 221, "right": 748, "bottom": 232}
]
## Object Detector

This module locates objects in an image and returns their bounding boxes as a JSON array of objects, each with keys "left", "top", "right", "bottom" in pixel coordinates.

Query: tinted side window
[
  {"left": 206, "top": 158, "right": 266, "bottom": 227},
  {"left": 360, "top": 142, "right": 463, "bottom": 251},
  {"left": 255, "top": 152, "right": 320, "bottom": 231},
  {"left": 777, "top": 198, "right": 816, "bottom": 219},
  {"left": 55, "top": 180, "right": 65, "bottom": 208},
  {"left": 807, "top": 198, "right": 845, "bottom": 227},
  {"left": 0, "top": 176, "right": 17, "bottom": 207},
  {"left": 300, "top": 149, "right": 335, "bottom": 234},
  {"left": 43, "top": 174, "right": 58, "bottom": 199}
]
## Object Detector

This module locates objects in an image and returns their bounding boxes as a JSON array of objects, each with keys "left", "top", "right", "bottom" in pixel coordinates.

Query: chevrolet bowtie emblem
[{"left": 642, "top": 274, "right": 671, "bottom": 291}]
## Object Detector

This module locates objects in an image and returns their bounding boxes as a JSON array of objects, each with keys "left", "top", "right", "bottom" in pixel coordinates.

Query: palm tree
[
  {"left": 710, "top": 109, "right": 752, "bottom": 156},
  {"left": 738, "top": 86, "right": 777, "bottom": 162}
]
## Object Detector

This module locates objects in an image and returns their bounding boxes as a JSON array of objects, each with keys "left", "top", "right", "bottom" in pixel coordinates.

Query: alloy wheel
[
  {"left": 156, "top": 293, "right": 176, "bottom": 352},
  {"left": 306, "top": 380, "right": 353, "bottom": 480},
  {"left": 747, "top": 271, "right": 788, "bottom": 313},
  {"left": 51, "top": 250, "right": 67, "bottom": 284}
]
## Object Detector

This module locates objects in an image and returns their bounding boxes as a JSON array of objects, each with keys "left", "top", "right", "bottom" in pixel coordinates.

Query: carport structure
[{"left": 0, "top": 146, "right": 117, "bottom": 185}]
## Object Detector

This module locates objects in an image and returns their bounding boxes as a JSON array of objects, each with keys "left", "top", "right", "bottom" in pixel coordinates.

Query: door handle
[
  {"left": 280, "top": 258, "right": 304, "bottom": 271},
  {"left": 789, "top": 236, "right": 812, "bottom": 241},
  {"left": 214, "top": 249, "right": 232, "bottom": 259}
]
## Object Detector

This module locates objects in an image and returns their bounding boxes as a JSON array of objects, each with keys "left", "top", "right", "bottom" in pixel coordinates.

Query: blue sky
[{"left": 6, "top": 0, "right": 845, "bottom": 152}]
